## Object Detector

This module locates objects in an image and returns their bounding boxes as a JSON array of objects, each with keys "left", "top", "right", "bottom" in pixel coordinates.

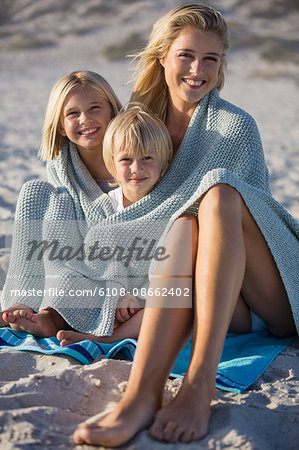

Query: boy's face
[{"left": 114, "top": 147, "right": 163, "bottom": 206}]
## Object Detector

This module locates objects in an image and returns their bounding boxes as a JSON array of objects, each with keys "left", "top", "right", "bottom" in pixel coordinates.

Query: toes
[
  {"left": 73, "top": 424, "right": 108, "bottom": 446},
  {"left": 149, "top": 421, "right": 164, "bottom": 441},
  {"left": 149, "top": 425, "right": 163, "bottom": 441},
  {"left": 2, "top": 312, "right": 10, "bottom": 323},
  {"left": 19, "top": 309, "right": 35, "bottom": 320},
  {"left": 58, "top": 331, "right": 88, "bottom": 345},
  {"left": 7, "top": 309, "right": 33, "bottom": 323},
  {"left": 192, "top": 428, "right": 208, "bottom": 442},
  {"left": 151, "top": 420, "right": 185, "bottom": 443},
  {"left": 180, "top": 426, "right": 207, "bottom": 443},
  {"left": 180, "top": 429, "right": 193, "bottom": 443},
  {"left": 57, "top": 331, "right": 80, "bottom": 347},
  {"left": 172, "top": 424, "right": 185, "bottom": 442},
  {"left": 56, "top": 330, "right": 64, "bottom": 340},
  {"left": 163, "top": 421, "right": 178, "bottom": 442},
  {"left": 60, "top": 339, "right": 71, "bottom": 347},
  {"left": 73, "top": 424, "right": 95, "bottom": 444},
  {"left": 150, "top": 410, "right": 207, "bottom": 444},
  {"left": 57, "top": 330, "right": 72, "bottom": 341},
  {"left": 73, "top": 426, "right": 88, "bottom": 444},
  {"left": 8, "top": 311, "right": 18, "bottom": 323}
]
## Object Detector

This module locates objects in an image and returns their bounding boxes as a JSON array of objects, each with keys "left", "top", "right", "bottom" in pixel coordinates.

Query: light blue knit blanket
[{"left": 1, "top": 88, "right": 298, "bottom": 336}]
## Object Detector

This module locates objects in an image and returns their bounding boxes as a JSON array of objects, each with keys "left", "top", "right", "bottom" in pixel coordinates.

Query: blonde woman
[{"left": 74, "top": 4, "right": 298, "bottom": 447}]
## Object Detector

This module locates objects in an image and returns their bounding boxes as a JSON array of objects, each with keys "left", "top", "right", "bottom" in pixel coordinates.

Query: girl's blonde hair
[
  {"left": 103, "top": 103, "right": 173, "bottom": 181},
  {"left": 131, "top": 3, "right": 229, "bottom": 121},
  {"left": 40, "top": 71, "right": 122, "bottom": 160}
]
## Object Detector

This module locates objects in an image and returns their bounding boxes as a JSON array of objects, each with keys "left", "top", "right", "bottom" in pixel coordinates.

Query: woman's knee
[{"left": 198, "top": 184, "right": 242, "bottom": 218}]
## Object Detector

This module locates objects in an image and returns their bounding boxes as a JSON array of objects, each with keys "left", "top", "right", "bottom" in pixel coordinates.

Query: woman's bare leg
[
  {"left": 73, "top": 215, "right": 198, "bottom": 447},
  {"left": 150, "top": 184, "right": 295, "bottom": 444}
]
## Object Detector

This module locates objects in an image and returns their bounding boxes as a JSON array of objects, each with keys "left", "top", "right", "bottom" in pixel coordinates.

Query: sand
[{"left": 0, "top": 0, "right": 298, "bottom": 448}]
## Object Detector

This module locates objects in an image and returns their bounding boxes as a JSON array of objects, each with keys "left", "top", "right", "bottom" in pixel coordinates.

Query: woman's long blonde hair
[
  {"left": 39, "top": 71, "right": 122, "bottom": 160},
  {"left": 131, "top": 3, "right": 229, "bottom": 122}
]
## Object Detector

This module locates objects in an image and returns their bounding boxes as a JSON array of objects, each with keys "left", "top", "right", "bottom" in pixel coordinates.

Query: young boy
[
  {"left": 104, "top": 104, "right": 172, "bottom": 210},
  {"left": 58, "top": 104, "right": 174, "bottom": 345}
]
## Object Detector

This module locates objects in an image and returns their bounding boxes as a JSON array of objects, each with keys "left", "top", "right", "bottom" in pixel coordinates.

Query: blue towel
[{"left": 0, "top": 328, "right": 293, "bottom": 393}]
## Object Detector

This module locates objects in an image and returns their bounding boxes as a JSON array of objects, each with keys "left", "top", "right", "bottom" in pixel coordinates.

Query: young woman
[{"left": 73, "top": 4, "right": 298, "bottom": 447}]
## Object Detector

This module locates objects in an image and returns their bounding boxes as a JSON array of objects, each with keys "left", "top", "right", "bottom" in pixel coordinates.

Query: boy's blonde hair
[
  {"left": 131, "top": 3, "right": 229, "bottom": 121},
  {"left": 103, "top": 104, "right": 173, "bottom": 181},
  {"left": 39, "top": 71, "right": 122, "bottom": 160}
]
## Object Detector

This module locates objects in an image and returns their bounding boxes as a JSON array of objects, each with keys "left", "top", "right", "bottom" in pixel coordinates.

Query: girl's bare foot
[
  {"left": 1, "top": 304, "right": 34, "bottom": 327},
  {"left": 3, "top": 308, "right": 66, "bottom": 338},
  {"left": 150, "top": 376, "right": 214, "bottom": 443},
  {"left": 73, "top": 394, "right": 159, "bottom": 447},
  {"left": 4, "top": 310, "right": 45, "bottom": 336}
]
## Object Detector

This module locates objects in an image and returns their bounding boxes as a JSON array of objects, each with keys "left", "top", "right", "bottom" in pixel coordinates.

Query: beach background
[{"left": 0, "top": 0, "right": 298, "bottom": 448}]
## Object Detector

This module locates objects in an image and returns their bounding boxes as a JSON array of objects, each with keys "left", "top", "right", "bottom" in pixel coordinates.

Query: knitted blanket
[{"left": 1, "top": 88, "right": 298, "bottom": 336}]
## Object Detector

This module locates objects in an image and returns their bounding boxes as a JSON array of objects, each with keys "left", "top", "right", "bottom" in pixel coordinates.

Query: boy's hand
[{"left": 115, "top": 294, "right": 143, "bottom": 324}]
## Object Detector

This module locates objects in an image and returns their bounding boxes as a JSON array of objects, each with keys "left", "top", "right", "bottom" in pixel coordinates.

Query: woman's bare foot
[
  {"left": 150, "top": 376, "right": 214, "bottom": 443},
  {"left": 73, "top": 394, "right": 159, "bottom": 447},
  {"left": 0, "top": 304, "right": 34, "bottom": 327},
  {"left": 3, "top": 308, "right": 66, "bottom": 338}
]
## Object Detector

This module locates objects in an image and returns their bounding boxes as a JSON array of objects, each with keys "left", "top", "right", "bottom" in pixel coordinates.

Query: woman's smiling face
[{"left": 160, "top": 26, "right": 223, "bottom": 115}]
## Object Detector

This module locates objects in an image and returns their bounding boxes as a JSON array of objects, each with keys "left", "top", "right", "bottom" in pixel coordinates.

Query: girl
[
  {"left": 0, "top": 71, "right": 125, "bottom": 337},
  {"left": 73, "top": 4, "right": 298, "bottom": 447}
]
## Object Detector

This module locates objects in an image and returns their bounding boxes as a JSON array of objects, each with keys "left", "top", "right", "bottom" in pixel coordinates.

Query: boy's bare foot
[
  {"left": 150, "top": 376, "right": 214, "bottom": 443},
  {"left": 57, "top": 330, "right": 98, "bottom": 346},
  {"left": 73, "top": 395, "right": 158, "bottom": 447},
  {"left": 3, "top": 308, "right": 66, "bottom": 338},
  {"left": 0, "top": 304, "right": 34, "bottom": 327},
  {"left": 57, "top": 329, "right": 122, "bottom": 346}
]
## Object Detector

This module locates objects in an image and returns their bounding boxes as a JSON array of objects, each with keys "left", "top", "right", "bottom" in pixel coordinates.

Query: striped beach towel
[{"left": 0, "top": 327, "right": 293, "bottom": 393}]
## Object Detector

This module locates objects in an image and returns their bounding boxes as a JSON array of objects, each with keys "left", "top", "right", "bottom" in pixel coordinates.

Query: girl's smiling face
[
  {"left": 160, "top": 26, "right": 223, "bottom": 115},
  {"left": 59, "top": 86, "right": 112, "bottom": 157}
]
